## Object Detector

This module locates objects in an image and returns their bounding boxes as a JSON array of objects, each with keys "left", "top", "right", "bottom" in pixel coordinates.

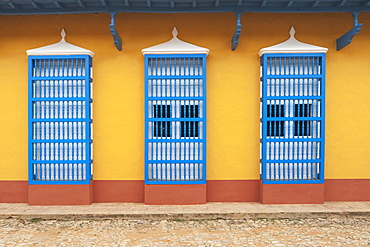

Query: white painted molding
[
  {"left": 258, "top": 27, "right": 328, "bottom": 56},
  {"left": 142, "top": 27, "right": 209, "bottom": 55},
  {"left": 27, "top": 29, "right": 95, "bottom": 57}
]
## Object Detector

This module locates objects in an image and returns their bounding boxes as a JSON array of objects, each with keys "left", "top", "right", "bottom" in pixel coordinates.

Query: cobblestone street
[{"left": 1, "top": 217, "right": 370, "bottom": 246}]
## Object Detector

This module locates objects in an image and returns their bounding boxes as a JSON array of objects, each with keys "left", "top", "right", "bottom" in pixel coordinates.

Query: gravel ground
[{"left": 0, "top": 217, "right": 370, "bottom": 246}]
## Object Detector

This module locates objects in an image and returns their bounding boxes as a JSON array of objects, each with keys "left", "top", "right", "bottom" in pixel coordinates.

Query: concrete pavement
[{"left": 1, "top": 201, "right": 370, "bottom": 220}]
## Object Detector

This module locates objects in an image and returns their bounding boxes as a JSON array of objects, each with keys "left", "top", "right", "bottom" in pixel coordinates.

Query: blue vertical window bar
[
  {"left": 260, "top": 54, "right": 326, "bottom": 184},
  {"left": 145, "top": 54, "right": 206, "bottom": 184},
  {"left": 28, "top": 55, "right": 93, "bottom": 185}
]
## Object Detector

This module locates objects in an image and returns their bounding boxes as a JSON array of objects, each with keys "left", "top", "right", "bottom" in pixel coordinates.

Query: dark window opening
[
  {"left": 153, "top": 121, "right": 171, "bottom": 138},
  {"left": 267, "top": 104, "right": 285, "bottom": 137},
  {"left": 181, "top": 105, "right": 199, "bottom": 138},
  {"left": 181, "top": 105, "right": 199, "bottom": 118},
  {"left": 153, "top": 105, "right": 171, "bottom": 137},
  {"left": 294, "top": 104, "right": 312, "bottom": 137},
  {"left": 153, "top": 105, "right": 171, "bottom": 118},
  {"left": 181, "top": 121, "right": 199, "bottom": 138}
]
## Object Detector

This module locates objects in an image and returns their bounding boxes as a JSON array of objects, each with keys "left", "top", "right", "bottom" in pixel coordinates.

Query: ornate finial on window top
[
  {"left": 289, "top": 26, "right": 296, "bottom": 38},
  {"left": 61, "top": 29, "right": 66, "bottom": 42},
  {"left": 172, "top": 27, "right": 178, "bottom": 38}
]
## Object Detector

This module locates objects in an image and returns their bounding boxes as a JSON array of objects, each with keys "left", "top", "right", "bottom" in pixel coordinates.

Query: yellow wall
[{"left": 0, "top": 12, "right": 370, "bottom": 180}]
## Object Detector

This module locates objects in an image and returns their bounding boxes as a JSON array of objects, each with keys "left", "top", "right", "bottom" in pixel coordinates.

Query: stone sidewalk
[{"left": 1, "top": 201, "right": 370, "bottom": 220}]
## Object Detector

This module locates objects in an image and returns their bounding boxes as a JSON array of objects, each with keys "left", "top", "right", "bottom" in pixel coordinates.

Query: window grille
[
  {"left": 145, "top": 55, "right": 206, "bottom": 184},
  {"left": 260, "top": 54, "right": 325, "bottom": 184},
  {"left": 28, "top": 55, "right": 93, "bottom": 185}
]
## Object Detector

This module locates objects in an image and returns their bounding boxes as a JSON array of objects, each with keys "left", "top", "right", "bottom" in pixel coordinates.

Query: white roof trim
[
  {"left": 258, "top": 27, "right": 328, "bottom": 57},
  {"left": 27, "top": 29, "right": 95, "bottom": 57},
  {"left": 142, "top": 27, "right": 209, "bottom": 55}
]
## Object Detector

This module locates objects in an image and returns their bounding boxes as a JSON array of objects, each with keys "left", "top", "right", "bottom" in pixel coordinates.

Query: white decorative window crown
[
  {"left": 142, "top": 27, "right": 209, "bottom": 55},
  {"left": 27, "top": 29, "right": 95, "bottom": 57},
  {"left": 258, "top": 27, "right": 328, "bottom": 57}
]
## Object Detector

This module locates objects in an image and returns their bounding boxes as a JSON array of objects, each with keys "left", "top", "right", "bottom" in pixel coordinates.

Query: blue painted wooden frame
[
  {"left": 260, "top": 53, "right": 326, "bottom": 185},
  {"left": 28, "top": 55, "right": 93, "bottom": 185},
  {"left": 144, "top": 54, "right": 207, "bottom": 185},
  {"left": 109, "top": 12, "right": 122, "bottom": 51},
  {"left": 1, "top": 1, "right": 370, "bottom": 16},
  {"left": 336, "top": 12, "right": 363, "bottom": 51},
  {"left": 231, "top": 12, "right": 242, "bottom": 51},
  {"left": 1, "top": 1, "right": 367, "bottom": 51}
]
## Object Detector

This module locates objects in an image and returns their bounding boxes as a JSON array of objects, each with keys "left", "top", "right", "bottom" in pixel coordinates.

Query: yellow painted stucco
[{"left": 0, "top": 12, "right": 370, "bottom": 180}]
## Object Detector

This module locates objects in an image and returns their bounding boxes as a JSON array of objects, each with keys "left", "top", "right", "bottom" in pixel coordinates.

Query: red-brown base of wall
[
  {"left": 2, "top": 179, "right": 370, "bottom": 204},
  {"left": 207, "top": 180, "right": 260, "bottom": 202},
  {"left": 260, "top": 182, "right": 325, "bottom": 204},
  {"left": 145, "top": 184, "right": 206, "bottom": 205},
  {"left": 93, "top": 180, "right": 144, "bottom": 203},
  {"left": 28, "top": 184, "right": 93, "bottom": 205},
  {"left": 325, "top": 179, "right": 370, "bottom": 201},
  {"left": 0, "top": 181, "right": 28, "bottom": 203}
]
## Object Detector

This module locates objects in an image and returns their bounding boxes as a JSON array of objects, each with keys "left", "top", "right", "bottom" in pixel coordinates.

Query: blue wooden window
[
  {"left": 260, "top": 54, "right": 326, "bottom": 184},
  {"left": 144, "top": 54, "right": 206, "bottom": 184},
  {"left": 28, "top": 55, "right": 93, "bottom": 185}
]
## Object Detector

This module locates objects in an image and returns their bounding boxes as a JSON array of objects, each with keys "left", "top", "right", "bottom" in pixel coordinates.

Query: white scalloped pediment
[
  {"left": 259, "top": 27, "right": 328, "bottom": 56},
  {"left": 142, "top": 28, "right": 209, "bottom": 55},
  {"left": 27, "top": 29, "right": 95, "bottom": 57}
]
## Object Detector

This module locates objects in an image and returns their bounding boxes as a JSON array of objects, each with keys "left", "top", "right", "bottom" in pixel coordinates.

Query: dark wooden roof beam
[
  {"left": 100, "top": 0, "right": 108, "bottom": 7},
  {"left": 77, "top": 0, "right": 86, "bottom": 8},
  {"left": 312, "top": 0, "right": 320, "bottom": 7},
  {"left": 362, "top": 0, "right": 370, "bottom": 6},
  {"left": 0, "top": 0, "right": 370, "bottom": 15},
  {"left": 337, "top": 0, "right": 347, "bottom": 7},
  {"left": 31, "top": 1, "right": 42, "bottom": 9},
  {"left": 54, "top": 1, "right": 64, "bottom": 8},
  {"left": 8, "top": 2, "right": 19, "bottom": 9}
]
